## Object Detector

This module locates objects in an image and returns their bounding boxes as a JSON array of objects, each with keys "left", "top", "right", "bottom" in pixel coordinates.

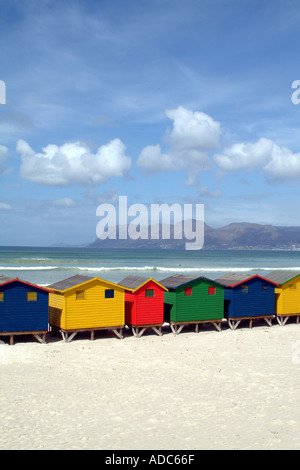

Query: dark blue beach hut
[
  {"left": 215, "top": 273, "right": 278, "bottom": 329},
  {"left": 0, "top": 275, "right": 53, "bottom": 344}
]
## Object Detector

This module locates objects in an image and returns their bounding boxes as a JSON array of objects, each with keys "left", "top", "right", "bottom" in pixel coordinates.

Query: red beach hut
[{"left": 118, "top": 275, "right": 167, "bottom": 337}]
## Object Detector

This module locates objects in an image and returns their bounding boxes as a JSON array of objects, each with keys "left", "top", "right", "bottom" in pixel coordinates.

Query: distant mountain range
[
  {"left": 87, "top": 222, "right": 300, "bottom": 250},
  {"left": 203, "top": 222, "right": 300, "bottom": 250}
]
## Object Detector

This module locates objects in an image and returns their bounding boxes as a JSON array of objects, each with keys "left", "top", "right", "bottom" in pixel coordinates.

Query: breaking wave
[
  {"left": 0, "top": 266, "right": 58, "bottom": 271},
  {"left": 1, "top": 265, "right": 300, "bottom": 274},
  {"left": 77, "top": 265, "right": 300, "bottom": 273}
]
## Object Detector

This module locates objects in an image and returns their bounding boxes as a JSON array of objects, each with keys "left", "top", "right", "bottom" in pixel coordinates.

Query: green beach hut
[{"left": 160, "top": 274, "right": 224, "bottom": 334}]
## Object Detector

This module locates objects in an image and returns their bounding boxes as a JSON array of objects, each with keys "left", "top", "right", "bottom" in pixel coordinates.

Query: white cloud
[
  {"left": 214, "top": 137, "right": 300, "bottom": 182},
  {"left": 214, "top": 137, "right": 273, "bottom": 171},
  {"left": 198, "top": 186, "right": 222, "bottom": 198},
  {"left": 263, "top": 144, "right": 300, "bottom": 181},
  {"left": 165, "top": 106, "right": 221, "bottom": 152},
  {"left": 137, "top": 144, "right": 174, "bottom": 173},
  {"left": 17, "top": 139, "right": 132, "bottom": 186},
  {"left": 0, "top": 202, "right": 12, "bottom": 211},
  {"left": 140, "top": 109, "right": 299, "bottom": 186},
  {"left": 0, "top": 144, "right": 10, "bottom": 172},
  {"left": 137, "top": 106, "right": 221, "bottom": 182},
  {"left": 51, "top": 198, "right": 76, "bottom": 207}
]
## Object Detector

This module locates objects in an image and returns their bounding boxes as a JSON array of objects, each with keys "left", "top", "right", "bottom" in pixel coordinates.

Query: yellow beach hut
[
  {"left": 48, "top": 274, "right": 126, "bottom": 341},
  {"left": 266, "top": 270, "right": 300, "bottom": 325}
]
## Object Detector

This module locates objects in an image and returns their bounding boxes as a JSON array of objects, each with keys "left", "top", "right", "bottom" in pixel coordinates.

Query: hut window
[
  {"left": 105, "top": 289, "right": 114, "bottom": 298},
  {"left": 145, "top": 289, "right": 154, "bottom": 297},
  {"left": 289, "top": 283, "right": 297, "bottom": 290},
  {"left": 27, "top": 291, "right": 37, "bottom": 301},
  {"left": 262, "top": 285, "right": 268, "bottom": 292},
  {"left": 184, "top": 287, "right": 192, "bottom": 296},
  {"left": 208, "top": 287, "right": 216, "bottom": 295},
  {"left": 76, "top": 290, "right": 85, "bottom": 300},
  {"left": 0, "top": 292, "right": 3, "bottom": 301},
  {"left": 241, "top": 285, "right": 248, "bottom": 294}
]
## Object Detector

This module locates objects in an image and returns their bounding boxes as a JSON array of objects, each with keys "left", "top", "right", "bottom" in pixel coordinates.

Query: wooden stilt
[
  {"left": 60, "top": 330, "right": 75, "bottom": 342},
  {"left": 152, "top": 326, "right": 162, "bottom": 336},
  {"left": 228, "top": 319, "right": 241, "bottom": 330},
  {"left": 137, "top": 328, "right": 146, "bottom": 337},
  {"left": 132, "top": 327, "right": 140, "bottom": 337},
  {"left": 212, "top": 321, "right": 222, "bottom": 332},
  {"left": 131, "top": 325, "right": 162, "bottom": 337},
  {"left": 67, "top": 331, "right": 78, "bottom": 342},
  {"left": 111, "top": 328, "right": 123, "bottom": 339},
  {"left": 264, "top": 317, "right": 273, "bottom": 327},
  {"left": 59, "top": 326, "right": 124, "bottom": 342},
  {"left": 33, "top": 333, "right": 46, "bottom": 344},
  {"left": 0, "top": 330, "right": 48, "bottom": 345},
  {"left": 277, "top": 315, "right": 289, "bottom": 326},
  {"left": 277, "top": 314, "right": 300, "bottom": 325},
  {"left": 170, "top": 320, "right": 223, "bottom": 334},
  {"left": 228, "top": 316, "right": 274, "bottom": 330}
]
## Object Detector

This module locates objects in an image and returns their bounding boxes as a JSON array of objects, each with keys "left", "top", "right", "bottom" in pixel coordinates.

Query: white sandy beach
[{"left": 0, "top": 321, "right": 299, "bottom": 450}]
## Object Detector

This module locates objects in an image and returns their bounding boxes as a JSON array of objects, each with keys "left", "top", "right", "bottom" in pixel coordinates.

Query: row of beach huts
[{"left": 0, "top": 270, "right": 299, "bottom": 344}]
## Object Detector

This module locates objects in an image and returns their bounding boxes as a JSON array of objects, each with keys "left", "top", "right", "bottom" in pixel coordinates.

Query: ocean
[{"left": 1, "top": 245, "right": 300, "bottom": 287}]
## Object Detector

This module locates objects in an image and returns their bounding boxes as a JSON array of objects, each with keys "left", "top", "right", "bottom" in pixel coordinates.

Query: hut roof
[
  {"left": 215, "top": 273, "right": 253, "bottom": 286},
  {"left": 0, "top": 275, "right": 53, "bottom": 292},
  {"left": 48, "top": 274, "right": 127, "bottom": 293},
  {"left": 48, "top": 274, "right": 94, "bottom": 291},
  {"left": 265, "top": 270, "right": 300, "bottom": 285},
  {"left": 118, "top": 275, "right": 148, "bottom": 289},
  {"left": 215, "top": 272, "right": 278, "bottom": 287},
  {"left": 159, "top": 274, "right": 223, "bottom": 289},
  {"left": 118, "top": 275, "right": 168, "bottom": 292}
]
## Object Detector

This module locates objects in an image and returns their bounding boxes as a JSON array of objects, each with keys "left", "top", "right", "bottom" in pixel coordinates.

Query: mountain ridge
[{"left": 88, "top": 221, "right": 300, "bottom": 250}]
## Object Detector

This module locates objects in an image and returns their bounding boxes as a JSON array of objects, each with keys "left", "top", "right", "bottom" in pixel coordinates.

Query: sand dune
[{"left": 0, "top": 322, "right": 299, "bottom": 450}]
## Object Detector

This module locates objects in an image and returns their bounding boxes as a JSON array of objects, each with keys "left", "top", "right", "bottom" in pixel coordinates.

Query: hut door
[
  {"left": 125, "top": 301, "right": 134, "bottom": 324},
  {"left": 224, "top": 299, "right": 231, "bottom": 317},
  {"left": 164, "top": 303, "right": 172, "bottom": 323}
]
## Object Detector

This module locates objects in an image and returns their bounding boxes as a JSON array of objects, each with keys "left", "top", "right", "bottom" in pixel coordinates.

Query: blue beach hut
[
  {"left": 0, "top": 275, "right": 53, "bottom": 344},
  {"left": 215, "top": 273, "right": 278, "bottom": 329}
]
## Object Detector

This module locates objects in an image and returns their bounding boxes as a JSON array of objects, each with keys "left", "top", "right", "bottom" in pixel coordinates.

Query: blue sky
[{"left": 0, "top": 0, "right": 299, "bottom": 246}]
